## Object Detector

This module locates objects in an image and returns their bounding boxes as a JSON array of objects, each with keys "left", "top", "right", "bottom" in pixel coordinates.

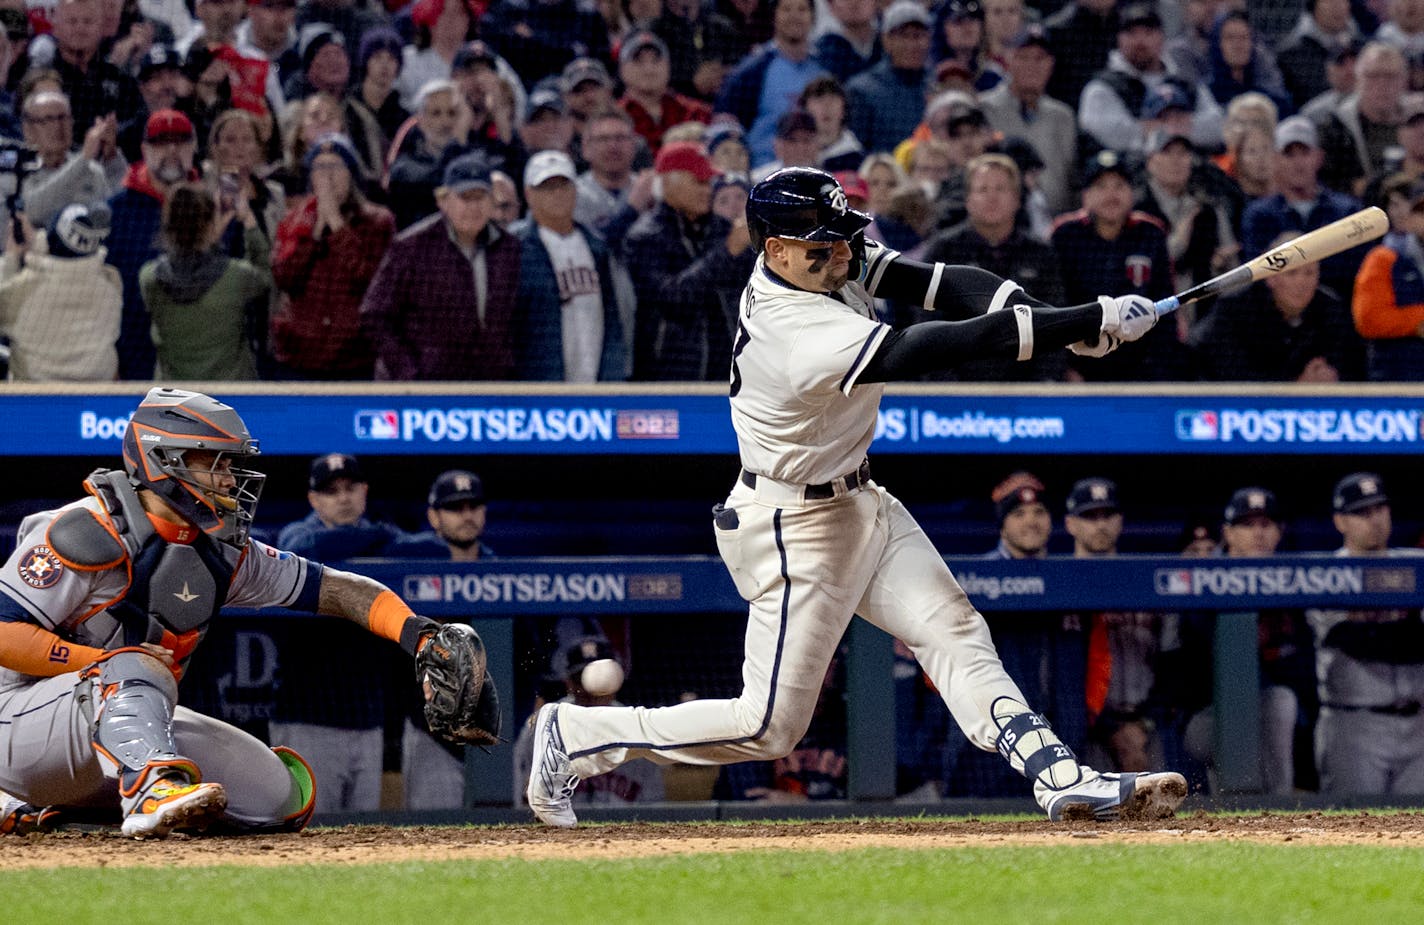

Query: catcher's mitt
[{"left": 416, "top": 623, "right": 501, "bottom": 746}]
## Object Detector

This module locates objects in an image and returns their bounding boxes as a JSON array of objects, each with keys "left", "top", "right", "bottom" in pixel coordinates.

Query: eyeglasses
[{"left": 22, "top": 113, "right": 68, "bottom": 126}]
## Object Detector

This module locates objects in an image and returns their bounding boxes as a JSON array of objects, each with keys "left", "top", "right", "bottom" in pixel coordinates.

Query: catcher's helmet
[
  {"left": 746, "top": 166, "right": 872, "bottom": 253},
  {"left": 121, "top": 388, "right": 264, "bottom": 549}
]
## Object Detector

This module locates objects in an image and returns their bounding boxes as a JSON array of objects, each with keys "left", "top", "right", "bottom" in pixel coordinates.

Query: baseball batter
[
  {"left": 528, "top": 167, "right": 1187, "bottom": 826},
  {"left": 0, "top": 388, "right": 495, "bottom": 838}
]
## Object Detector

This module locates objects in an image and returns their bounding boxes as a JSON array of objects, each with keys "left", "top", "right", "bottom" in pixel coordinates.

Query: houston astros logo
[{"left": 17, "top": 545, "right": 64, "bottom": 589}]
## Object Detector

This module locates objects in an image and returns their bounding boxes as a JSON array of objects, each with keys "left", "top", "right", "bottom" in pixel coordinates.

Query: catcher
[{"left": 0, "top": 388, "right": 498, "bottom": 838}]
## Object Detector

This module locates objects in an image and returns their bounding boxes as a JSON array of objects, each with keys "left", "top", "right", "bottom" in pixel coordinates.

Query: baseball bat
[{"left": 1154, "top": 206, "right": 1389, "bottom": 316}]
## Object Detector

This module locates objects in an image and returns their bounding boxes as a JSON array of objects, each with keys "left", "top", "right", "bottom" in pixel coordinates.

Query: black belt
[
  {"left": 740, "top": 460, "right": 871, "bottom": 500},
  {"left": 1324, "top": 701, "right": 1423, "bottom": 717}
]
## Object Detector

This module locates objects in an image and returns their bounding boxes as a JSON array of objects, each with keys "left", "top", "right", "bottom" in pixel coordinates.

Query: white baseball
[{"left": 579, "top": 658, "right": 625, "bottom": 696}]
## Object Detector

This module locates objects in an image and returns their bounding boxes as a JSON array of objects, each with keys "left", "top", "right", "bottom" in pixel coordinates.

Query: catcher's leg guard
[{"left": 992, "top": 696, "right": 1083, "bottom": 791}]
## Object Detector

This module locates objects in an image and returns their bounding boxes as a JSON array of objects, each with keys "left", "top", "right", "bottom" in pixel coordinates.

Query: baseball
[{"left": 580, "top": 658, "right": 625, "bottom": 697}]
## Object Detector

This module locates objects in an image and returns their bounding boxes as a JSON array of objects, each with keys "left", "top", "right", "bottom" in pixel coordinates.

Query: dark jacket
[
  {"left": 623, "top": 203, "right": 755, "bottom": 380},
  {"left": 276, "top": 511, "right": 405, "bottom": 561},
  {"left": 106, "top": 164, "right": 170, "bottom": 380},
  {"left": 1240, "top": 188, "right": 1366, "bottom": 303},
  {"left": 53, "top": 53, "right": 141, "bottom": 148},
  {"left": 1043, "top": 1, "right": 1119, "bottom": 108},
  {"left": 483, "top": 0, "right": 612, "bottom": 88},
  {"left": 511, "top": 218, "right": 628, "bottom": 381},
  {"left": 1187, "top": 282, "right": 1365, "bottom": 381},
  {"left": 814, "top": 30, "right": 881, "bottom": 84},
  {"left": 845, "top": 61, "right": 928, "bottom": 155},
  {"left": 652, "top": 9, "right": 745, "bottom": 99},
  {"left": 715, "top": 44, "right": 780, "bottom": 131},
  {"left": 360, "top": 213, "right": 521, "bottom": 380}
]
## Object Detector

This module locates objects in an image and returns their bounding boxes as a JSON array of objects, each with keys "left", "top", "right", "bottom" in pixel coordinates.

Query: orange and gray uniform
[
  {"left": 0, "top": 470, "right": 320, "bottom": 828},
  {"left": 1352, "top": 231, "right": 1424, "bottom": 382}
]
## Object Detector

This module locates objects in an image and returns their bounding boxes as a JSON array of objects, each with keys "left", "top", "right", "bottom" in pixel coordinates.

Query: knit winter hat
[
  {"left": 47, "top": 202, "right": 111, "bottom": 259},
  {"left": 303, "top": 132, "right": 362, "bottom": 176}
]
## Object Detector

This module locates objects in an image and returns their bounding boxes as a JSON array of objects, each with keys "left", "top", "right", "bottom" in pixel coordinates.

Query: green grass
[{"left": 7, "top": 841, "right": 1424, "bottom": 925}]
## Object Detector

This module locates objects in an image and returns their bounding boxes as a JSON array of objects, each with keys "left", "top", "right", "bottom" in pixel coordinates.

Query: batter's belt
[{"left": 740, "top": 459, "right": 872, "bottom": 503}]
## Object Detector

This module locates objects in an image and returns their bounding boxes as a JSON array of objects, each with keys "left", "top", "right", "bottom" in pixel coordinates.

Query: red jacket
[
  {"left": 270, "top": 196, "right": 395, "bottom": 375},
  {"left": 619, "top": 92, "right": 711, "bottom": 152}
]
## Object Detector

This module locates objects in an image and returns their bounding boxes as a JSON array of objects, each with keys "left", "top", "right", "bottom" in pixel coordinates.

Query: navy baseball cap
[
  {"left": 309, "top": 453, "right": 364, "bottom": 490},
  {"left": 1065, "top": 478, "right": 1119, "bottom": 517},
  {"left": 1083, "top": 149, "right": 1131, "bottom": 185},
  {"left": 1224, "top": 487, "right": 1280, "bottom": 525},
  {"left": 1333, "top": 472, "right": 1388, "bottom": 514},
  {"left": 428, "top": 469, "right": 485, "bottom": 508},
  {"left": 1141, "top": 82, "right": 1193, "bottom": 120},
  {"left": 1006, "top": 24, "right": 1052, "bottom": 52},
  {"left": 452, "top": 40, "right": 499, "bottom": 72},
  {"left": 525, "top": 87, "right": 567, "bottom": 121},
  {"left": 1118, "top": 2, "right": 1162, "bottom": 32},
  {"left": 138, "top": 44, "right": 181, "bottom": 81},
  {"left": 442, "top": 152, "right": 494, "bottom": 193}
]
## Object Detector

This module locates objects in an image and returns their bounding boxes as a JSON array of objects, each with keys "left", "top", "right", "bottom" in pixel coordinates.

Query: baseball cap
[
  {"left": 441, "top": 151, "right": 494, "bottom": 193},
  {"left": 1065, "top": 478, "right": 1119, "bottom": 517},
  {"left": 137, "top": 44, "right": 180, "bottom": 81},
  {"left": 563, "top": 636, "right": 617, "bottom": 680},
  {"left": 562, "top": 57, "right": 613, "bottom": 93},
  {"left": 1333, "top": 472, "right": 1388, "bottom": 514},
  {"left": 654, "top": 140, "right": 719, "bottom": 181},
  {"left": 1140, "top": 82, "right": 1193, "bottom": 120},
  {"left": 47, "top": 201, "right": 111, "bottom": 259},
  {"left": 524, "top": 149, "right": 578, "bottom": 188},
  {"left": 1224, "top": 487, "right": 1280, "bottom": 525},
  {"left": 451, "top": 40, "right": 499, "bottom": 72},
  {"left": 428, "top": 469, "right": 485, "bottom": 508},
  {"left": 996, "top": 135, "right": 1045, "bottom": 173},
  {"left": 944, "top": 0, "right": 983, "bottom": 21},
  {"left": 525, "top": 87, "right": 567, "bottom": 121},
  {"left": 992, "top": 471, "right": 1047, "bottom": 523},
  {"left": 620, "top": 29, "right": 669, "bottom": 65},
  {"left": 1274, "top": 115, "right": 1319, "bottom": 152},
  {"left": 1118, "top": 2, "right": 1163, "bottom": 31},
  {"left": 775, "top": 107, "right": 817, "bottom": 139},
  {"left": 1083, "top": 148, "right": 1131, "bottom": 185},
  {"left": 1146, "top": 129, "right": 1193, "bottom": 157},
  {"left": 705, "top": 121, "right": 746, "bottom": 155},
  {"left": 144, "top": 108, "right": 195, "bottom": 143},
  {"left": 1005, "top": 24, "right": 1052, "bottom": 52},
  {"left": 309, "top": 453, "right": 364, "bottom": 490},
  {"left": 882, "top": 0, "right": 932, "bottom": 34},
  {"left": 833, "top": 169, "right": 869, "bottom": 204}
]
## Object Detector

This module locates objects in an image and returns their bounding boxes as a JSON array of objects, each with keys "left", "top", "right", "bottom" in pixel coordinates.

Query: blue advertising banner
[{"left": 7, "top": 390, "right": 1424, "bottom": 456}]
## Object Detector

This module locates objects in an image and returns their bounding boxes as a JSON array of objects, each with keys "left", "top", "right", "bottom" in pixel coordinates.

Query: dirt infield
[{"left": 2, "top": 812, "right": 1423, "bottom": 869}]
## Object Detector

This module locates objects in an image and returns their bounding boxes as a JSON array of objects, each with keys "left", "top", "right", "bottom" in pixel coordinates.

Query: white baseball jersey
[{"left": 729, "top": 244, "right": 899, "bottom": 485}]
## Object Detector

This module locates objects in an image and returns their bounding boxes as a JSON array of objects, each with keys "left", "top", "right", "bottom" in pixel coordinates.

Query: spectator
[
  {"left": 396, "top": 0, "right": 478, "bottom": 109},
  {"left": 715, "top": 0, "right": 773, "bottom": 55},
  {"left": 483, "top": 0, "right": 611, "bottom": 89},
  {"left": 490, "top": 168, "right": 521, "bottom": 224},
  {"left": 519, "top": 88, "right": 576, "bottom": 158},
  {"left": 751, "top": 107, "right": 819, "bottom": 181},
  {"left": 845, "top": 1, "right": 930, "bottom": 157},
  {"left": 711, "top": 170, "right": 749, "bottom": 222},
  {"left": 16, "top": 90, "right": 125, "bottom": 230},
  {"left": 1078, "top": 3, "right": 1224, "bottom": 157},
  {"left": 273, "top": 89, "right": 345, "bottom": 196},
  {"left": 1134, "top": 130, "right": 1236, "bottom": 303},
  {"left": 1277, "top": 0, "right": 1361, "bottom": 110},
  {"left": 385, "top": 469, "right": 494, "bottom": 809},
  {"left": 1353, "top": 177, "right": 1424, "bottom": 379},
  {"left": 1043, "top": 0, "right": 1118, "bottom": 108},
  {"left": 560, "top": 56, "right": 617, "bottom": 166},
  {"left": 705, "top": 120, "right": 750, "bottom": 173},
  {"left": 236, "top": 0, "right": 300, "bottom": 114},
  {"left": 1307, "top": 473, "right": 1424, "bottom": 795},
  {"left": 1219, "top": 121, "right": 1277, "bottom": 203},
  {"left": 0, "top": 202, "right": 122, "bottom": 381},
  {"left": 428, "top": 42, "right": 524, "bottom": 175},
  {"left": 1051, "top": 149, "right": 1183, "bottom": 381},
  {"left": 206, "top": 107, "right": 286, "bottom": 246},
  {"left": 1319, "top": 41, "right": 1407, "bottom": 196},
  {"left": 117, "top": 43, "right": 183, "bottom": 162},
  {"left": 797, "top": 75, "right": 862, "bottom": 173},
  {"left": 1241, "top": 115, "right": 1366, "bottom": 303},
  {"left": 858, "top": 151, "right": 906, "bottom": 221},
  {"left": 1299, "top": 38, "right": 1362, "bottom": 124},
  {"left": 173, "top": 43, "right": 234, "bottom": 159},
  {"left": 623, "top": 140, "right": 754, "bottom": 379},
  {"left": 1375, "top": 0, "right": 1424, "bottom": 60},
  {"left": 979, "top": 24, "right": 1078, "bottom": 216},
  {"left": 875, "top": 171, "right": 935, "bottom": 253},
  {"left": 177, "top": 0, "right": 245, "bottom": 58},
  {"left": 511, "top": 150, "right": 628, "bottom": 381},
  {"left": 270, "top": 133, "right": 395, "bottom": 380},
  {"left": 141, "top": 180, "right": 272, "bottom": 380},
  {"left": 283, "top": 24, "right": 349, "bottom": 104},
  {"left": 51, "top": 0, "right": 142, "bottom": 147},
  {"left": 918, "top": 152, "right": 1066, "bottom": 382},
  {"left": 979, "top": 0, "right": 1026, "bottom": 82},
  {"left": 362, "top": 151, "right": 521, "bottom": 380},
  {"left": 653, "top": 0, "right": 742, "bottom": 101},
  {"left": 1203, "top": 10, "right": 1292, "bottom": 115},
  {"left": 716, "top": 0, "right": 825, "bottom": 165},
  {"left": 387, "top": 79, "right": 472, "bottom": 228},
  {"left": 1191, "top": 229, "right": 1364, "bottom": 381},
  {"left": 573, "top": 106, "right": 655, "bottom": 249},
  {"left": 1066, "top": 477, "right": 1180, "bottom": 774},
  {"left": 107, "top": 108, "right": 200, "bottom": 380},
  {"left": 813, "top": 0, "right": 880, "bottom": 83},
  {"left": 346, "top": 28, "right": 408, "bottom": 167},
  {"left": 294, "top": 0, "right": 387, "bottom": 60},
  {"left": 1363, "top": 93, "right": 1424, "bottom": 206},
  {"left": 514, "top": 637, "right": 666, "bottom": 808},
  {"left": 618, "top": 29, "right": 711, "bottom": 153},
  {"left": 929, "top": 0, "right": 988, "bottom": 89},
  {"left": 270, "top": 452, "right": 404, "bottom": 816}
]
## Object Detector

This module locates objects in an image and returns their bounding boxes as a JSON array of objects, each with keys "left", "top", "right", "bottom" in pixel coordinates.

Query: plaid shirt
[{"left": 619, "top": 92, "right": 711, "bottom": 153}]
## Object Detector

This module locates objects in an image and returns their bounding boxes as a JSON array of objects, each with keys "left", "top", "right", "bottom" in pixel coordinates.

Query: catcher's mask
[{"left": 121, "top": 387, "right": 265, "bottom": 549}]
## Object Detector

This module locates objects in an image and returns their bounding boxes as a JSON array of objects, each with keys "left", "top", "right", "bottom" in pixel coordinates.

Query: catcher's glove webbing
[{"left": 414, "top": 622, "right": 502, "bottom": 746}]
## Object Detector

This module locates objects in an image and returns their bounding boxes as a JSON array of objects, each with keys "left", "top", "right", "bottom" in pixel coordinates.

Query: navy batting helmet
[
  {"left": 121, "top": 388, "right": 264, "bottom": 549},
  {"left": 746, "top": 166, "right": 872, "bottom": 253}
]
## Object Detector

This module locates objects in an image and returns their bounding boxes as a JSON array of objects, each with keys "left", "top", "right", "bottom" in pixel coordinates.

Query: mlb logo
[
  {"left": 1175, "top": 410, "right": 1218, "bottom": 440},
  {"left": 404, "top": 575, "right": 443, "bottom": 602},
  {"left": 355, "top": 410, "right": 400, "bottom": 440},
  {"left": 1155, "top": 569, "right": 1192, "bottom": 595}
]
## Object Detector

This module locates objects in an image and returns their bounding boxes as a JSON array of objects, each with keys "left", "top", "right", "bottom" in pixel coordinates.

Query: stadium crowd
[{"left": 0, "top": 0, "right": 1423, "bottom": 382}]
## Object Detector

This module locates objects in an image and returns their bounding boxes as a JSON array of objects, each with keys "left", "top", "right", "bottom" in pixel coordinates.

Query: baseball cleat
[
  {"left": 0, "top": 792, "right": 59, "bottom": 835},
  {"left": 121, "top": 778, "right": 227, "bottom": 839},
  {"left": 1042, "top": 771, "right": 1187, "bottom": 822},
  {"left": 526, "top": 703, "right": 581, "bottom": 828}
]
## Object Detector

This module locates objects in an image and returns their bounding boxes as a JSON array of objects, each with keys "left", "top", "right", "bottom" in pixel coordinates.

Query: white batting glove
[
  {"left": 1068, "top": 332, "right": 1122, "bottom": 357},
  {"left": 1098, "top": 294, "right": 1158, "bottom": 342}
]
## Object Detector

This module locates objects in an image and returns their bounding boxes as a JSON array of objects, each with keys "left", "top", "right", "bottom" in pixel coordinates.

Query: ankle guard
[{"left": 992, "top": 697, "right": 1083, "bottom": 791}]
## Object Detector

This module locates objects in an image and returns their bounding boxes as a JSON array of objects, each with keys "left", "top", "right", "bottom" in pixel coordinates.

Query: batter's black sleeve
[
  {"left": 858, "top": 304, "right": 1104, "bottom": 383},
  {"left": 866, "top": 253, "right": 1052, "bottom": 320}
]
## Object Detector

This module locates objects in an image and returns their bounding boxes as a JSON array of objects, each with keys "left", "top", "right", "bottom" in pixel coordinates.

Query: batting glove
[
  {"left": 1068, "top": 332, "right": 1122, "bottom": 358},
  {"left": 1098, "top": 294, "right": 1158, "bottom": 342}
]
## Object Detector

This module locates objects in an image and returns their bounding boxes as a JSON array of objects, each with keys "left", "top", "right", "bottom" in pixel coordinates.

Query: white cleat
[
  {"left": 1042, "top": 770, "right": 1187, "bottom": 822},
  {"left": 526, "top": 703, "right": 580, "bottom": 828},
  {"left": 121, "top": 778, "right": 227, "bottom": 839}
]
